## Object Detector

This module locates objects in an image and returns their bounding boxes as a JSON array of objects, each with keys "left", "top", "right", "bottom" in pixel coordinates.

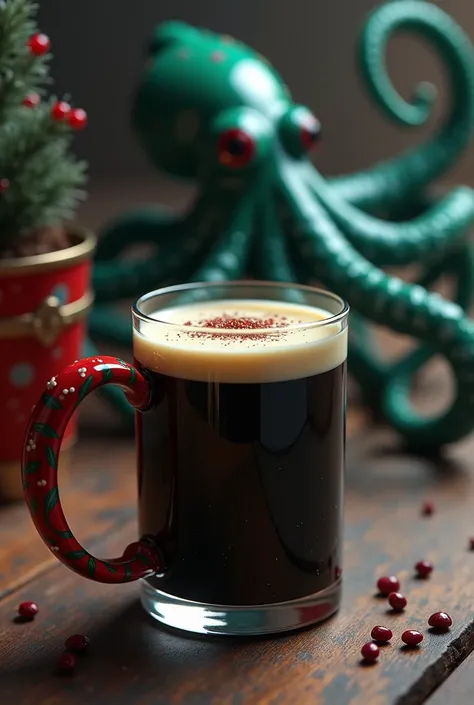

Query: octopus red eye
[
  {"left": 300, "top": 114, "right": 322, "bottom": 151},
  {"left": 217, "top": 129, "right": 255, "bottom": 168}
]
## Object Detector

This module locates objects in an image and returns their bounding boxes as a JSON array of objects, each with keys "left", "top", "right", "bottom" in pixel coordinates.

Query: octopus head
[{"left": 132, "top": 21, "right": 322, "bottom": 180}]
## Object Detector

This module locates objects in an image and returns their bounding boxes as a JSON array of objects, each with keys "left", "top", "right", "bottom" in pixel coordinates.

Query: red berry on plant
[
  {"left": 51, "top": 101, "right": 71, "bottom": 121},
  {"left": 401, "top": 630, "right": 423, "bottom": 646},
  {"left": 415, "top": 560, "right": 433, "bottom": 578},
  {"left": 370, "top": 625, "right": 392, "bottom": 643},
  {"left": 56, "top": 651, "right": 76, "bottom": 675},
  {"left": 18, "top": 601, "right": 38, "bottom": 619},
  {"left": 65, "top": 633, "right": 90, "bottom": 652},
  {"left": 361, "top": 642, "right": 379, "bottom": 662},
  {"left": 68, "top": 108, "right": 88, "bottom": 130},
  {"left": 388, "top": 592, "right": 407, "bottom": 612},
  {"left": 28, "top": 33, "right": 51, "bottom": 56},
  {"left": 0, "top": 178, "right": 9, "bottom": 192},
  {"left": 428, "top": 612, "right": 452, "bottom": 630},
  {"left": 376, "top": 575, "right": 400, "bottom": 595},
  {"left": 23, "top": 93, "right": 40, "bottom": 108}
]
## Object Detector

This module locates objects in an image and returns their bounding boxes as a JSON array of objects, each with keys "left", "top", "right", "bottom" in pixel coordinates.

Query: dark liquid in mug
[{"left": 134, "top": 300, "right": 347, "bottom": 606}]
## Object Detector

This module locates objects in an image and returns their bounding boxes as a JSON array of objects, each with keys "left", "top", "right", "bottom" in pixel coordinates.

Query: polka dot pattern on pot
[
  {"left": 50, "top": 283, "right": 69, "bottom": 305},
  {"left": 9, "top": 362, "right": 35, "bottom": 388}
]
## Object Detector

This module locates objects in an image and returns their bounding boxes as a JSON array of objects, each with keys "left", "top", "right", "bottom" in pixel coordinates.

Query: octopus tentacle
[
  {"left": 94, "top": 208, "right": 178, "bottom": 261},
  {"left": 282, "top": 165, "right": 474, "bottom": 449},
  {"left": 328, "top": 0, "right": 474, "bottom": 210},
  {"left": 306, "top": 166, "right": 474, "bottom": 266}
]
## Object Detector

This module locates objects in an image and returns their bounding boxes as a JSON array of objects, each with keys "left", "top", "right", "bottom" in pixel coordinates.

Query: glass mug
[{"left": 22, "top": 281, "right": 349, "bottom": 636}]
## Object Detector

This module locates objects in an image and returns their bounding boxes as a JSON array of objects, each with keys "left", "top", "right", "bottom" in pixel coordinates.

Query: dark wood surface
[{"left": 2, "top": 394, "right": 474, "bottom": 704}]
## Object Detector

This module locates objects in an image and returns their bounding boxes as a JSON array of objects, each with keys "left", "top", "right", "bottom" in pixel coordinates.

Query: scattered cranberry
[
  {"left": 361, "top": 642, "right": 379, "bottom": 662},
  {"left": 18, "top": 601, "right": 39, "bottom": 619},
  {"left": 415, "top": 560, "right": 433, "bottom": 578},
  {"left": 421, "top": 501, "right": 434, "bottom": 516},
  {"left": 371, "top": 625, "right": 393, "bottom": 643},
  {"left": 428, "top": 612, "right": 452, "bottom": 630},
  {"left": 401, "top": 630, "right": 423, "bottom": 647},
  {"left": 56, "top": 651, "right": 77, "bottom": 675},
  {"left": 388, "top": 592, "right": 407, "bottom": 612},
  {"left": 51, "top": 101, "right": 71, "bottom": 121},
  {"left": 377, "top": 575, "right": 400, "bottom": 596},
  {"left": 65, "top": 633, "right": 90, "bottom": 652},
  {"left": 469, "top": 537, "right": 474, "bottom": 551}
]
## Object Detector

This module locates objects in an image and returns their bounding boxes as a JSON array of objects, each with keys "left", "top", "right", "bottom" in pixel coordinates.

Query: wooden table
[{"left": 2, "top": 388, "right": 474, "bottom": 704}]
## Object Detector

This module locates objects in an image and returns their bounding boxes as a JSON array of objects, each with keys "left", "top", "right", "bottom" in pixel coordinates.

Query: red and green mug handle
[{"left": 21, "top": 355, "right": 164, "bottom": 584}]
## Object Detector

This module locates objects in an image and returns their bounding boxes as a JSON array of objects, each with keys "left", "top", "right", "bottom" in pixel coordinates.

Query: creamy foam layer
[{"left": 134, "top": 299, "right": 347, "bottom": 383}]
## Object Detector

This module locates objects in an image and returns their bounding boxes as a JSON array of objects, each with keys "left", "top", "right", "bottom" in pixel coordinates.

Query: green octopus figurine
[{"left": 89, "top": 0, "right": 474, "bottom": 451}]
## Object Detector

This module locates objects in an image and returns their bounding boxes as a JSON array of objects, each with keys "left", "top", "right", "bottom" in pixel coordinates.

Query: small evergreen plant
[{"left": 0, "top": 0, "right": 88, "bottom": 258}]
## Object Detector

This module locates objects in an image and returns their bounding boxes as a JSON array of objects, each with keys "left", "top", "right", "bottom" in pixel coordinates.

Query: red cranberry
[
  {"left": 401, "top": 630, "right": 423, "bottom": 646},
  {"left": 56, "top": 651, "right": 76, "bottom": 675},
  {"left": 65, "top": 633, "right": 90, "bottom": 652},
  {"left": 377, "top": 575, "right": 400, "bottom": 595},
  {"left": 422, "top": 501, "right": 434, "bottom": 516},
  {"left": 360, "top": 642, "right": 379, "bottom": 662},
  {"left": 51, "top": 101, "right": 71, "bottom": 121},
  {"left": 371, "top": 625, "right": 393, "bottom": 643},
  {"left": 18, "top": 601, "right": 39, "bottom": 619},
  {"left": 415, "top": 560, "right": 433, "bottom": 578},
  {"left": 469, "top": 537, "right": 474, "bottom": 551},
  {"left": 428, "top": 612, "right": 452, "bottom": 630},
  {"left": 388, "top": 592, "right": 407, "bottom": 612}
]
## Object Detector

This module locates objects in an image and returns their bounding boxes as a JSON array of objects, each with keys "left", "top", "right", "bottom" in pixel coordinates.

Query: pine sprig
[
  {"left": 0, "top": 0, "right": 50, "bottom": 122},
  {"left": 0, "top": 0, "right": 88, "bottom": 253}
]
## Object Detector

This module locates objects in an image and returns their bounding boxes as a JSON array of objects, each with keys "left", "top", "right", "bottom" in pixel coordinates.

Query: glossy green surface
[{"left": 90, "top": 1, "right": 474, "bottom": 450}]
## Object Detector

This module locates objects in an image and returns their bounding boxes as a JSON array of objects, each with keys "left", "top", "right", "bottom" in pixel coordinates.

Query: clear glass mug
[{"left": 21, "top": 281, "right": 349, "bottom": 636}]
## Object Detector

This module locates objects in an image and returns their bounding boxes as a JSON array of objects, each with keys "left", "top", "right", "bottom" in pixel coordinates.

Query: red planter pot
[{"left": 0, "top": 228, "right": 96, "bottom": 501}]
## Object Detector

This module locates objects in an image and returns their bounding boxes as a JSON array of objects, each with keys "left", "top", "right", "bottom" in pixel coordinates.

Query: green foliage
[{"left": 0, "top": 0, "right": 87, "bottom": 251}]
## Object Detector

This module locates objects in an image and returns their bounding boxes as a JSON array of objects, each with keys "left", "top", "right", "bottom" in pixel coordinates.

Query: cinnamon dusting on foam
[{"left": 134, "top": 299, "right": 348, "bottom": 383}]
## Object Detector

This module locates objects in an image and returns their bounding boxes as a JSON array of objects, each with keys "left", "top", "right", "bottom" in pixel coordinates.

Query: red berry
[
  {"left": 0, "top": 178, "right": 9, "bottom": 192},
  {"left": 422, "top": 501, "right": 434, "bottom": 516},
  {"left": 56, "top": 651, "right": 76, "bottom": 675},
  {"left": 51, "top": 101, "right": 71, "bottom": 121},
  {"left": 68, "top": 108, "right": 88, "bottom": 131},
  {"left": 23, "top": 93, "right": 40, "bottom": 108},
  {"left": 401, "top": 630, "right": 423, "bottom": 646},
  {"left": 18, "top": 601, "right": 38, "bottom": 619},
  {"left": 371, "top": 625, "right": 393, "bottom": 643},
  {"left": 415, "top": 560, "right": 433, "bottom": 578},
  {"left": 388, "top": 592, "right": 407, "bottom": 612},
  {"left": 469, "top": 537, "right": 474, "bottom": 551},
  {"left": 64, "top": 633, "right": 90, "bottom": 652},
  {"left": 28, "top": 33, "right": 51, "bottom": 56},
  {"left": 428, "top": 612, "right": 452, "bottom": 630},
  {"left": 376, "top": 575, "right": 400, "bottom": 595},
  {"left": 360, "top": 642, "right": 379, "bottom": 662}
]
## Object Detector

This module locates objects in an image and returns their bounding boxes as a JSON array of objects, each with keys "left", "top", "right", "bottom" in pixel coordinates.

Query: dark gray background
[{"left": 37, "top": 0, "right": 473, "bottom": 215}]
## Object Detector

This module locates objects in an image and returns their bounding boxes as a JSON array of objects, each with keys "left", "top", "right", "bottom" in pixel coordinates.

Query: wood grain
[
  {"left": 2, "top": 422, "right": 474, "bottom": 704},
  {"left": 427, "top": 650, "right": 474, "bottom": 704}
]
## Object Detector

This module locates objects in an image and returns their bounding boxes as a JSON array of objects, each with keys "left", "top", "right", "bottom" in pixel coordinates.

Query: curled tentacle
[
  {"left": 95, "top": 208, "right": 178, "bottom": 261},
  {"left": 328, "top": 0, "right": 474, "bottom": 210},
  {"left": 281, "top": 163, "right": 474, "bottom": 449},
  {"left": 306, "top": 166, "right": 474, "bottom": 266}
]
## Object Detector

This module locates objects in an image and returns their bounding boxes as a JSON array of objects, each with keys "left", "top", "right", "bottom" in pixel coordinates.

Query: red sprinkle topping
[
  {"left": 361, "top": 642, "right": 379, "bottom": 662},
  {"left": 401, "top": 630, "right": 423, "bottom": 647},
  {"left": 65, "top": 633, "right": 90, "bottom": 652},
  {"left": 422, "top": 501, "right": 434, "bottom": 516},
  {"left": 377, "top": 575, "right": 400, "bottom": 596},
  {"left": 428, "top": 612, "right": 452, "bottom": 630},
  {"left": 56, "top": 651, "right": 77, "bottom": 675},
  {"left": 388, "top": 592, "right": 407, "bottom": 612},
  {"left": 415, "top": 560, "right": 433, "bottom": 578},
  {"left": 18, "top": 601, "right": 38, "bottom": 619},
  {"left": 182, "top": 314, "right": 292, "bottom": 341},
  {"left": 371, "top": 625, "right": 393, "bottom": 643}
]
